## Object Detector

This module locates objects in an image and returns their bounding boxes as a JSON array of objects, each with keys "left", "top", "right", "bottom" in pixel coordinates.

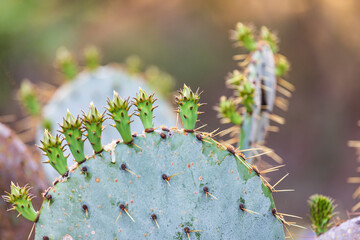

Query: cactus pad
[
  {"left": 6, "top": 86, "right": 287, "bottom": 239},
  {"left": 35, "top": 130, "right": 285, "bottom": 239}
]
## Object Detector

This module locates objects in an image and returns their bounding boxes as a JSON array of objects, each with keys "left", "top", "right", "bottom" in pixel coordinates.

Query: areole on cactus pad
[{"left": 2, "top": 85, "right": 296, "bottom": 240}]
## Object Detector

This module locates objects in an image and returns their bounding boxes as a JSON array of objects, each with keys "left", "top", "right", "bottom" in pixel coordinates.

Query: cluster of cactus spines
[
  {"left": 3, "top": 86, "right": 297, "bottom": 239},
  {"left": 217, "top": 22, "right": 292, "bottom": 164},
  {"left": 0, "top": 123, "right": 47, "bottom": 240},
  {"left": 308, "top": 194, "right": 335, "bottom": 236}
]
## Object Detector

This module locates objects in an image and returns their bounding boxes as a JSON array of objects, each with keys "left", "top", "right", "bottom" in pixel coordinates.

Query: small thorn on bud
[
  {"left": 272, "top": 208, "right": 277, "bottom": 216},
  {"left": 227, "top": 146, "right": 235, "bottom": 154}
]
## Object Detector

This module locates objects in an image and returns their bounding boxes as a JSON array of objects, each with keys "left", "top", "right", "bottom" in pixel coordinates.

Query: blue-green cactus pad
[{"left": 35, "top": 131, "right": 285, "bottom": 239}]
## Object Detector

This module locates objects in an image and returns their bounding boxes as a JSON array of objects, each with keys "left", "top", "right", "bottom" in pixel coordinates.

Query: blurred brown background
[{"left": 1, "top": 0, "right": 360, "bottom": 234}]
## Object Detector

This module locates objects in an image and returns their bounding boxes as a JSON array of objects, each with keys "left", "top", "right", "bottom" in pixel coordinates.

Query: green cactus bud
[
  {"left": 237, "top": 81, "right": 255, "bottom": 114},
  {"left": 60, "top": 110, "right": 85, "bottom": 163},
  {"left": 40, "top": 129, "right": 68, "bottom": 176},
  {"left": 56, "top": 47, "right": 78, "bottom": 80},
  {"left": 83, "top": 45, "right": 101, "bottom": 71},
  {"left": 218, "top": 96, "right": 242, "bottom": 125},
  {"left": 226, "top": 70, "right": 246, "bottom": 87},
  {"left": 232, "top": 22, "right": 257, "bottom": 52},
  {"left": 275, "top": 55, "right": 290, "bottom": 77},
  {"left": 2, "top": 182, "right": 38, "bottom": 222},
  {"left": 18, "top": 79, "right": 42, "bottom": 116},
  {"left": 133, "top": 88, "right": 157, "bottom": 131},
  {"left": 107, "top": 91, "right": 133, "bottom": 144},
  {"left": 308, "top": 194, "right": 335, "bottom": 236},
  {"left": 260, "top": 26, "right": 279, "bottom": 53},
  {"left": 83, "top": 102, "right": 105, "bottom": 153},
  {"left": 0, "top": 123, "right": 47, "bottom": 237},
  {"left": 125, "top": 55, "right": 143, "bottom": 75},
  {"left": 176, "top": 84, "right": 202, "bottom": 131}
]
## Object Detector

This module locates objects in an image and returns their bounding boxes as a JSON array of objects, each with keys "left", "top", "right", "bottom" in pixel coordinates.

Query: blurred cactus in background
[{"left": 217, "top": 23, "right": 292, "bottom": 167}]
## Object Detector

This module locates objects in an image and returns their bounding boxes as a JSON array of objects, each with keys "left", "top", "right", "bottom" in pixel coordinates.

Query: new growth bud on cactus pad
[
  {"left": 308, "top": 194, "right": 335, "bottom": 236},
  {"left": 4, "top": 86, "right": 289, "bottom": 239},
  {"left": 218, "top": 22, "right": 293, "bottom": 164},
  {"left": 37, "top": 64, "right": 176, "bottom": 180}
]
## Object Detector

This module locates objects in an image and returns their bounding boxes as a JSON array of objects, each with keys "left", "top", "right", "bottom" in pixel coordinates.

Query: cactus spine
[
  {"left": 217, "top": 23, "right": 292, "bottom": 163},
  {"left": 3, "top": 86, "right": 291, "bottom": 239}
]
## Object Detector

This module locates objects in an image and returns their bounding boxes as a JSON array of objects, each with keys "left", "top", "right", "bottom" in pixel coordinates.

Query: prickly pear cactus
[
  {"left": 17, "top": 47, "right": 176, "bottom": 180},
  {"left": 0, "top": 123, "right": 47, "bottom": 240},
  {"left": 217, "top": 23, "right": 292, "bottom": 162},
  {"left": 3, "top": 87, "right": 290, "bottom": 239}
]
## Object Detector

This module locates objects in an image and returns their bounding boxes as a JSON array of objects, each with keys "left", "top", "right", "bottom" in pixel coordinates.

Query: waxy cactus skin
[{"left": 4, "top": 87, "right": 287, "bottom": 240}]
